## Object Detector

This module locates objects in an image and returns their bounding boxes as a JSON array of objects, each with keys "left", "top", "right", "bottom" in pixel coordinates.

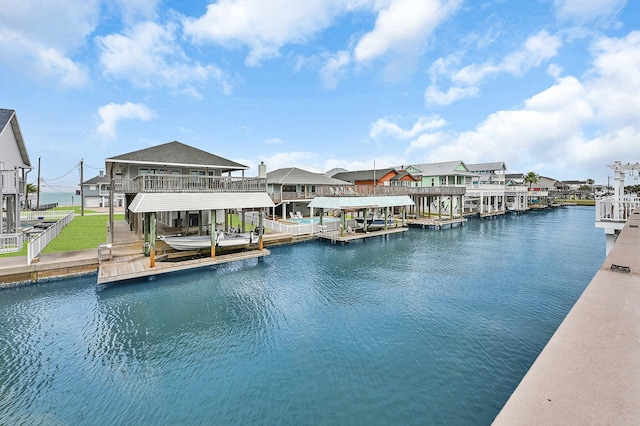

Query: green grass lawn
[{"left": 0, "top": 213, "right": 124, "bottom": 258}]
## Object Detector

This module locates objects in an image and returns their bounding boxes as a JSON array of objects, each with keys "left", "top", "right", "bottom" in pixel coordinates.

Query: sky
[{"left": 1, "top": 0, "right": 639, "bottom": 192}]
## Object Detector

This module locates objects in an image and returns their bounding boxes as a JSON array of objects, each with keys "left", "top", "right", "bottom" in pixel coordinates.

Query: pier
[
  {"left": 315, "top": 226, "right": 407, "bottom": 244},
  {"left": 494, "top": 209, "right": 640, "bottom": 424},
  {"left": 406, "top": 216, "right": 466, "bottom": 229}
]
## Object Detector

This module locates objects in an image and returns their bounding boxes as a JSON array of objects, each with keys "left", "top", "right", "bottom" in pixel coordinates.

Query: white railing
[
  {"left": 21, "top": 210, "right": 73, "bottom": 222},
  {"left": 245, "top": 211, "right": 341, "bottom": 235},
  {"left": 0, "top": 233, "right": 24, "bottom": 253},
  {"left": 27, "top": 211, "right": 75, "bottom": 265},
  {"left": 596, "top": 197, "right": 640, "bottom": 222}
]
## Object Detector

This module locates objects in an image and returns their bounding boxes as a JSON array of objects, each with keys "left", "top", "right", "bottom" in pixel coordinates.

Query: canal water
[{"left": 0, "top": 207, "right": 604, "bottom": 425}]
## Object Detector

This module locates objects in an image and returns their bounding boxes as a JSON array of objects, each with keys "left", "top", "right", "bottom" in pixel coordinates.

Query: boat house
[{"left": 104, "top": 141, "right": 274, "bottom": 265}]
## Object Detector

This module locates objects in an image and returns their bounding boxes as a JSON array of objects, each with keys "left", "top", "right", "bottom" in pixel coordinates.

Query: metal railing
[
  {"left": 21, "top": 210, "right": 71, "bottom": 221},
  {"left": 114, "top": 175, "right": 266, "bottom": 193},
  {"left": 245, "top": 211, "right": 341, "bottom": 235},
  {"left": 27, "top": 211, "right": 74, "bottom": 265},
  {"left": 596, "top": 197, "right": 640, "bottom": 222}
]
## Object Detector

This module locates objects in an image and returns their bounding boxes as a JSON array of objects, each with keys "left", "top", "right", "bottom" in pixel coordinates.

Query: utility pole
[
  {"left": 36, "top": 156, "right": 41, "bottom": 209},
  {"left": 80, "top": 159, "right": 84, "bottom": 216}
]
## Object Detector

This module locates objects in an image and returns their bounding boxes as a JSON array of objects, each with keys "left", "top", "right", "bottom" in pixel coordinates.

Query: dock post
[
  {"left": 258, "top": 209, "right": 264, "bottom": 251},
  {"left": 211, "top": 209, "right": 216, "bottom": 258},
  {"left": 150, "top": 212, "right": 156, "bottom": 268}
]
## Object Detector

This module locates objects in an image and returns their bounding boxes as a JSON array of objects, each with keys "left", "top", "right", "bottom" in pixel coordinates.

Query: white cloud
[
  {"left": 97, "top": 102, "right": 156, "bottom": 138},
  {"left": 97, "top": 21, "right": 230, "bottom": 94},
  {"left": 353, "top": 0, "right": 462, "bottom": 63},
  {"left": 265, "top": 138, "right": 284, "bottom": 145},
  {"left": 182, "top": 0, "right": 336, "bottom": 66},
  {"left": 370, "top": 115, "right": 447, "bottom": 140},
  {"left": 554, "top": 0, "right": 626, "bottom": 24},
  {"left": 0, "top": 0, "right": 98, "bottom": 87},
  {"left": 425, "top": 85, "right": 479, "bottom": 106},
  {"left": 319, "top": 51, "right": 351, "bottom": 89}
]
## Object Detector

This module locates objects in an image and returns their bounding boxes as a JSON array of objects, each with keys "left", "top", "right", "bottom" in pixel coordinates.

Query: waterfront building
[
  {"left": 0, "top": 108, "right": 31, "bottom": 249},
  {"left": 82, "top": 171, "right": 124, "bottom": 208},
  {"left": 466, "top": 161, "right": 507, "bottom": 185},
  {"left": 331, "top": 167, "right": 418, "bottom": 187},
  {"left": 265, "top": 166, "right": 352, "bottom": 219},
  {"left": 104, "top": 141, "right": 274, "bottom": 264}
]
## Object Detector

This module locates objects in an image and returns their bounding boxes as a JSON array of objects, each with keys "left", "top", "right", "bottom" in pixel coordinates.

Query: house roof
[
  {"left": 83, "top": 174, "right": 110, "bottom": 185},
  {"left": 466, "top": 162, "right": 507, "bottom": 172},
  {"left": 105, "top": 141, "right": 248, "bottom": 172},
  {"left": 267, "top": 167, "right": 351, "bottom": 186},
  {"left": 390, "top": 171, "right": 417, "bottom": 181},
  {"left": 332, "top": 168, "right": 396, "bottom": 182},
  {"left": 409, "top": 160, "right": 474, "bottom": 176},
  {"left": 0, "top": 108, "right": 31, "bottom": 168},
  {"left": 325, "top": 167, "right": 349, "bottom": 177},
  {"left": 128, "top": 192, "right": 275, "bottom": 213}
]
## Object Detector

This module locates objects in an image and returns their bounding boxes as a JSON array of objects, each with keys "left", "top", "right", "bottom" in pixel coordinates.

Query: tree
[
  {"left": 25, "top": 183, "right": 38, "bottom": 209},
  {"left": 524, "top": 171, "right": 539, "bottom": 189}
]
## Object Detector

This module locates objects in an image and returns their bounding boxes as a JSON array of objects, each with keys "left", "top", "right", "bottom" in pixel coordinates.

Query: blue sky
[{"left": 1, "top": 0, "right": 639, "bottom": 192}]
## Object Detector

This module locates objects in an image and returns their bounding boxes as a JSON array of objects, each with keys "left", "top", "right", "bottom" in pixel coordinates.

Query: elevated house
[
  {"left": 331, "top": 168, "right": 410, "bottom": 187},
  {"left": 0, "top": 109, "right": 32, "bottom": 237},
  {"left": 405, "top": 160, "right": 475, "bottom": 187},
  {"left": 266, "top": 166, "right": 351, "bottom": 219},
  {"left": 82, "top": 171, "right": 124, "bottom": 208},
  {"left": 466, "top": 161, "right": 507, "bottom": 185},
  {"left": 105, "top": 141, "right": 274, "bottom": 259}
]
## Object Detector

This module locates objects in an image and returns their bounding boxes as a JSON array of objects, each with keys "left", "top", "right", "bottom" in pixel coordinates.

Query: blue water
[{"left": 0, "top": 207, "right": 604, "bottom": 425}]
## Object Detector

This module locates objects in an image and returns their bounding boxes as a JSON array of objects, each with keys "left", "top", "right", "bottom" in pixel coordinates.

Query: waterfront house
[
  {"left": 405, "top": 160, "right": 475, "bottom": 187},
  {"left": 266, "top": 166, "right": 351, "bottom": 219},
  {"left": 82, "top": 171, "right": 124, "bottom": 208},
  {"left": 0, "top": 109, "right": 31, "bottom": 239},
  {"left": 104, "top": 141, "right": 274, "bottom": 257},
  {"left": 466, "top": 162, "right": 507, "bottom": 185}
]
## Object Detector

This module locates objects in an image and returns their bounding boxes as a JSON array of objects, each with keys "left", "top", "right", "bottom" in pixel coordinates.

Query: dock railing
[
  {"left": 246, "top": 211, "right": 341, "bottom": 235},
  {"left": 27, "top": 211, "right": 74, "bottom": 265},
  {"left": 595, "top": 196, "right": 640, "bottom": 223}
]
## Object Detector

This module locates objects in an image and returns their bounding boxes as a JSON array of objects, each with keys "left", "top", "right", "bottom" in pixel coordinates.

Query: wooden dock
[
  {"left": 97, "top": 249, "right": 270, "bottom": 284},
  {"left": 315, "top": 227, "right": 407, "bottom": 244},
  {"left": 406, "top": 217, "right": 467, "bottom": 229}
]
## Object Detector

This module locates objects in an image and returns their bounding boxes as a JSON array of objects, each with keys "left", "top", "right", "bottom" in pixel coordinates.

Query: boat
[
  {"left": 159, "top": 232, "right": 253, "bottom": 251},
  {"left": 355, "top": 215, "right": 396, "bottom": 231}
]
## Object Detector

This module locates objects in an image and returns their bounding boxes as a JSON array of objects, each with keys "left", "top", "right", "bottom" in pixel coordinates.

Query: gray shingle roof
[
  {"left": 267, "top": 167, "right": 351, "bottom": 185},
  {"left": 0, "top": 108, "right": 31, "bottom": 168},
  {"left": 466, "top": 161, "right": 507, "bottom": 172},
  {"left": 105, "top": 141, "right": 247, "bottom": 172},
  {"left": 83, "top": 174, "right": 110, "bottom": 185},
  {"left": 409, "top": 160, "right": 473, "bottom": 176}
]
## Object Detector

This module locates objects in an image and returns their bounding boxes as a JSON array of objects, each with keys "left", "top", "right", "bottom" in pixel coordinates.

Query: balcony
[
  {"left": 596, "top": 196, "right": 640, "bottom": 225},
  {"left": 315, "top": 185, "right": 466, "bottom": 197},
  {"left": 113, "top": 174, "right": 267, "bottom": 194}
]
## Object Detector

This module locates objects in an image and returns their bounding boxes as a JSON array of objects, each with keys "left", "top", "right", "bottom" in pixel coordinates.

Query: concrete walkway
[{"left": 494, "top": 210, "right": 640, "bottom": 424}]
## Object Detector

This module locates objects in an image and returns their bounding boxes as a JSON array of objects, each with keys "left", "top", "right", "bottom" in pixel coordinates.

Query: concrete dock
[{"left": 494, "top": 210, "right": 640, "bottom": 424}]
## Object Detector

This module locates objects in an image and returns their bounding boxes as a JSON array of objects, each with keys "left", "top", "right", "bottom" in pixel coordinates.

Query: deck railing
[
  {"left": 0, "top": 233, "right": 24, "bottom": 253},
  {"left": 245, "top": 211, "right": 341, "bottom": 235},
  {"left": 114, "top": 175, "right": 267, "bottom": 193},
  {"left": 27, "top": 211, "right": 74, "bottom": 265},
  {"left": 315, "top": 185, "right": 466, "bottom": 197},
  {"left": 595, "top": 196, "right": 640, "bottom": 223}
]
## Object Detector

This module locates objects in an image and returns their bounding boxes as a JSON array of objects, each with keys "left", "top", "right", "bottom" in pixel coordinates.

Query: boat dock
[
  {"left": 97, "top": 249, "right": 270, "bottom": 285},
  {"left": 316, "top": 226, "right": 407, "bottom": 244},
  {"left": 406, "top": 217, "right": 467, "bottom": 229},
  {"left": 494, "top": 209, "right": 640, "bottom": 424}
]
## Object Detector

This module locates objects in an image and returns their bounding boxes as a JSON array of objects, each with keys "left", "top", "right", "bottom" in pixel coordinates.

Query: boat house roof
[
  {"left": 308, "top": 195, "right": 414, "bottom": 210},
  {"left": 128, "top": 192, "right": 275, "bottom": 213}
]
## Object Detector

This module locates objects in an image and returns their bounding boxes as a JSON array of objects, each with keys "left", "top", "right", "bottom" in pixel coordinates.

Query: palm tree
[
  {"left": 25, "top": 183, "right": 38, "bottom": 209},
  {"left": 524, "top": 171, "right": 539, "bottom": 189}
]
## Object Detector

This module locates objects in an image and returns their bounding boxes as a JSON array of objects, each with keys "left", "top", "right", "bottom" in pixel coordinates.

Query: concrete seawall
[{"left": 494, "top": 210, "right": 640, "bottom": 424}]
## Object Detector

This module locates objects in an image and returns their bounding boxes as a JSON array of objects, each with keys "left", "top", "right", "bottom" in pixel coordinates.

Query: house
[
  {"left": 0, "top": 109, "right": 32, "bottom": 236},
  {"left": 104, "top": 141, "right": 274, "bottom": 248},
  {"left": 266, "top": 166, "right": 351, "bottom": 218},
  {"left": 405, "top": 160, "right": 475, "bottom": 187},
  {"left": 466, "top": 162, "right": 507, "bottom": 185},
  {"left": 332, "top": 168, "right": 418, "bottom": 187},
  {"left": 82, "top": 171, "right": 124, "bottom": 208}
]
